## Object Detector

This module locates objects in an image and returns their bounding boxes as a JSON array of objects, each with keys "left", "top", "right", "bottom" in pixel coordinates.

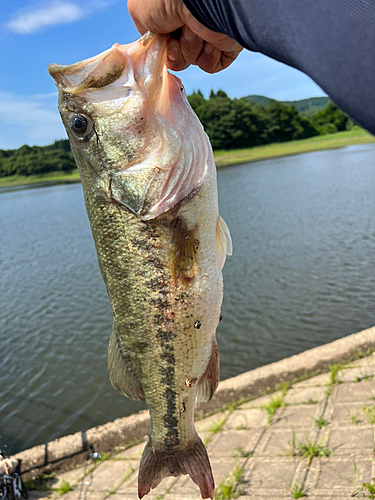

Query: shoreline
[
  {"left": 1, "top": 129, "right": 374, "bottom": 190},
  {"left": 12, "top": 325, "right": 375, "bottom": 479}
]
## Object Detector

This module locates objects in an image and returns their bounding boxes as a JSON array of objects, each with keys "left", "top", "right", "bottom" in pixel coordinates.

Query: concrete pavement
[{"left": 26, "top": 353, "right": 375, "bottom": 500}]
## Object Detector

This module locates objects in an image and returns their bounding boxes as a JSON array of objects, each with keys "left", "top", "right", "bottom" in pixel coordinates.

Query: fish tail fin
[{"left": 138, "top": 435, "right": 214, "bottom": 499}]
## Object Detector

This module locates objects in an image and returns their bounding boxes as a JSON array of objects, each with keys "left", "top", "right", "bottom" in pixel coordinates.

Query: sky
[{"left": 0, "top": 0, "right": 327, "bottom": 150}]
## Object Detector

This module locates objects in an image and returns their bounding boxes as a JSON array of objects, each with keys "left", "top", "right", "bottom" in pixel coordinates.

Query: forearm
[{"left": 183, "top": 0, "right": 375, "bottom": 134}]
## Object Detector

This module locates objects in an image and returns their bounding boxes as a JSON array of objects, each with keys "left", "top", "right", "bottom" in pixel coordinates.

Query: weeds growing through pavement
[
  {"left": 302, "top": 398, "right": 318, "bottom": 405},
  {"left": 361, "top": 478, "right": 375, "bottom": 499},
  {"left": 348, "top": 412, "right": 361, "bottom": 424},
  {"left": 362, "top": 404, "right": 375, "bottom": 424},
  {"left": 313, "top": 415, "right": 330, "bottom": 429},
  {"left": 351, "top": 462, "right": 359, "bottom": 497},
  {"left": 57, "top": 481, "right": 73, "bottom": 496},
  {"left": 208, "top": 415, "right": 227, "bottom": 434},
  {"left": 231, "top": 446, "right": 253, "bottom": 458},
  {"left": 261, "top": 394, "right": 285, "bottom": 423},
  {"left": 290, "top": 482, "right": 307, "bottom": 498},
  {"left": 329, "top": 364, "right": 342, "bottom": 385},
  {"left": 287, "top": 431, "right": 331, "bottom": 461},
  {"left": 214, "top": 463, "right": 244, "bottom": 500}
]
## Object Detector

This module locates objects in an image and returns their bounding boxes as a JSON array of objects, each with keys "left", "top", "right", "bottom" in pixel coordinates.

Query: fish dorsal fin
[
  {"left": 196, "top": 338, "right": 220, "bottom": 403},
  {"left": 107, "top": 326, "right": 145, "bottom": 401},
  {"left": 216, "top": 215, "right": 233, "bottom": 270}
]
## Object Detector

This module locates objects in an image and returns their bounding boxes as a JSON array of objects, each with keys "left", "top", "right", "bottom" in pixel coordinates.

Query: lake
[{"left": 1, "top": 144, "right": 375, "bottom": 455}]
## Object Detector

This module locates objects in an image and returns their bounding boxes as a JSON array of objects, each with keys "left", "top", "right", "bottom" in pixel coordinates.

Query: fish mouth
[{"left": 48, "top": 32, "right": 168, "bottom": 95}]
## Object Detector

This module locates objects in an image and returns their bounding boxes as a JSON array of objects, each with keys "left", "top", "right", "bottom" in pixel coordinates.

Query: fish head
[{"left": 48, "top": 33, "right": 210, "bottom": 219}]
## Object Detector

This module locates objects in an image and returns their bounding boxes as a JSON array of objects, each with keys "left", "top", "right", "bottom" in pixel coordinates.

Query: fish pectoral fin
[
  {"left": 170, "top": 218, "right": 199, "bottom": 286},
  {"left": 107, "top": 327, "right": 145, "bottom": 401},
  {"left": 216, "top": 215, "right": 232, "bottom": 270},
  {"left": 196, "top": 339, "right": 220, "bottom": 403}
]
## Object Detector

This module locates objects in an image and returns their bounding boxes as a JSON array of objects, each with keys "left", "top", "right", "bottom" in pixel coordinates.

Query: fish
[{"left": 48, "top": 32, "right": 232, "bottom": 499}]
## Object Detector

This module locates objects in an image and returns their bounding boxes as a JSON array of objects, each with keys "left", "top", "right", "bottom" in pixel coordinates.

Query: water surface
[{"left": 1, "top": 144, "right": 375, "bottom": 454}]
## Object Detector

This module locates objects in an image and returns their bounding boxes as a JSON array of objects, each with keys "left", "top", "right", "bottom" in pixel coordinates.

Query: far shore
[{"left": 1, "top": 128, "right": 374, "bottom": 189}]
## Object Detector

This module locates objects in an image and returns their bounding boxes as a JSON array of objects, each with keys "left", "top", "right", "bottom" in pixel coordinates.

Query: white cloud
[
  {"left": 6, "top": 2, "right": 85, "bottom": 34},
  {"left": 0, "top": 91, "right": 66, "bottom": 149},
  {"left": 5, "top": 0, "right": 116, "bottom": 35}
]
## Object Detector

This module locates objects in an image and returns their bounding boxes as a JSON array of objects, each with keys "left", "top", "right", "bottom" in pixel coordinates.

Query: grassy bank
[
  {"left": 0, "top": 170, "right": 80, "bottom": 188},
  {"left": 1, "top": 128, "right": 373, "bottom": 188},
  {"left": 214, "top": 127, "right": 375, "bottom": 167}
]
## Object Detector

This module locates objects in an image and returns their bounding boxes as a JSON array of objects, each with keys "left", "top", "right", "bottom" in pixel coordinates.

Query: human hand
[{"left": 127, "top": 0, "right": 243, "bottom": 73}]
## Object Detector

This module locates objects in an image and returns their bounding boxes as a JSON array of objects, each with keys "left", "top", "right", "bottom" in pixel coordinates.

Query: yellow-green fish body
[{"left": 48, "top": 33, "right": 232, "bottom": 499}]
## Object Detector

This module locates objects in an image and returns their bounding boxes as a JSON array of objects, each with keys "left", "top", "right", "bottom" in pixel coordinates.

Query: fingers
[{"left": 166, "top": 31, "right": 243, "bottom": 73}]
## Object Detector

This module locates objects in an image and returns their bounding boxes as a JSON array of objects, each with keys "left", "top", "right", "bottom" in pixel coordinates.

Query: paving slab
[
  {"left": 324, "top": 400, "right": 367, "bottom": 425},
  {"left": 320, "top": 426, "right": 374, "bottom": 456},
  {"left": 283, "top": 385, "right": 326, "bottom": 405},
  {"left": 255, "top": 426, "right": 313, "bottom": 457},
  {"left": 305, "top": 456, "right": 373, "bottom": 496},
  {"left": 207, "top": 429, "right": 261, "bottom": 457},
  {"left": 292, "top": 372, "right": 331, "bottom": 387},
  {"left": 241, "top": 457, "right": 303, "bottom": 496},
  {"left": 271, "top": 403, "right": 322, "bottom": 428},
  {"left": 22, "top": 350, "right": 375, "bottom": 500},
  {"left": 224, "top": 408, "right": 267, "bottom": 430}
]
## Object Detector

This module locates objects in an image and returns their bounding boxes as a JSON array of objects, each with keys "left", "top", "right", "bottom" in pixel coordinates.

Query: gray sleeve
[{"left": 183, "top": 0, "right": 375, "bottom": 135}]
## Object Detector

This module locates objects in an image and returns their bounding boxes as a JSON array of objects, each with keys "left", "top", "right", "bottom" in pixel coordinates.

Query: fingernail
[
  {"left": 203, "top": 43, "right": 214, "bottom": 55},
  {"left": 182, "top": 27, "right": 196, "bottom": 43},
  {"left": 168, "top": 41, "right": 179, "bottom": 62}
]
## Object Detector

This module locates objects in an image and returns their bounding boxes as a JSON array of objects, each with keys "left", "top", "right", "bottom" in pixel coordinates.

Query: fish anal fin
[
  {"left": 107, "top": 327, "right": 145, "bottom": 401},
  {"left": 216, "top": 215, "right": 232, "bottom": 270},
  {"left": 138, "top": 435, "right": 214, "bottom": 499},
  {"left": 170, "top": 218, "right": 199, "bottom": 286},
  {"left": 196, "top": 339, "right": 220, "bottom": 403}
]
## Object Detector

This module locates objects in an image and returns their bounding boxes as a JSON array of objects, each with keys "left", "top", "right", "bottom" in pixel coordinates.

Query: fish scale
[{"left": 48, "top": 32, "right": 232, "bottom": 499}]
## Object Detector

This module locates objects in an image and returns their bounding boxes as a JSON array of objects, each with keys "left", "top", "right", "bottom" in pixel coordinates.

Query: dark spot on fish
[
  {"left": 179, "top": 401, "right": 186, "bottom": 416},
  {"left": 140, "top": 117, "right": 144, "bottom": 120},
  {"left": 194, "top": 321, "right": 201, "bottom": 329}
]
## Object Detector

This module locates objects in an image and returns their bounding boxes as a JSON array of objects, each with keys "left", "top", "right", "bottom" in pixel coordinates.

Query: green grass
[
  {"left": 261, "top": 393, "right": 285, "bottom": 423},
  {"left": 207, "top": 415, "right": 227, "bottom": 434},
  {"left": 361, "top": 478, "right": 375, "bottom": 499},
  {"left": 287, "top": 432, "right": 331, "bottom": 461},
  {"left": 214, "top": 128, "right": 375, "bottom": 168},
  {"left": 329, "top": 364, "right": 342, "bottom": 385},
  {"left": 56, "top": 481, "right": 73, "bottom": 496},
  {"left": 231, "top": 446, "right": 253, "bottom": 458},
  {"left": 214, "top": 464, "right": 244, "bottom": 500},
  {"left": 290, "top": 482, "right": 307, "bottom": 498},
  {"left": 313, "top": 416, "right": 330, "bottom": 429},
  {"left": 362, "top": 404, "right": 375, "bottom": 424},
  {"left": 0, "top": 170, "right": 80, "bottom": 188},
  {"left": 349, "top": 412, "right": 361, "bottom": 425}
]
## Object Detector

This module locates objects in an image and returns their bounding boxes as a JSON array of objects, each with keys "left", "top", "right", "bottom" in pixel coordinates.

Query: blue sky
[{"left": 0, "top": 0, "right": 326, "bottom": 150}]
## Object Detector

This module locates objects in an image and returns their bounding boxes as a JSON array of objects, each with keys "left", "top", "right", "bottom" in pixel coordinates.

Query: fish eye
[{"left": 70, "top": 114, "right": 91, "bottom": 137}]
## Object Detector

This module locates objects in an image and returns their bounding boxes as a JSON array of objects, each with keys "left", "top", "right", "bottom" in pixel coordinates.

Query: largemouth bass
[{"left": 48, "top": 33, "right": 232, "bottom": 499}]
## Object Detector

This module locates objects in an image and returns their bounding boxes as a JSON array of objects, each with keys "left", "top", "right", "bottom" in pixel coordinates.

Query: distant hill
[{"left": 245, "top": 95, "right": 330, "bottom": 114}]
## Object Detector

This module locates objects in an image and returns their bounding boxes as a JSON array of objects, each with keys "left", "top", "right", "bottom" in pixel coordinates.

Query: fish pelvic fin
[
  {"left": 197, "top": 338, "right": 220, "bottom": 403},
  {"left": 107, "top": 326, "right": 145, "bottom": 401},
  {"left": 216, "top": 215, "right": 233, "bottom": 270},
  {"left": 138, "top": 435, "right": 214, "bottom": 499}
]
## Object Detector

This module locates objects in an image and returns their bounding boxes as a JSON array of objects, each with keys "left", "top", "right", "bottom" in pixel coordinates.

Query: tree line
[{"left": 0, "top": 92, "right": 352, "bottom": 178}]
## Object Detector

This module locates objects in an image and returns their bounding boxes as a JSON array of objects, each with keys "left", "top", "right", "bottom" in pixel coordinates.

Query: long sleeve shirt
[{"left": 183, "top": 0, "right": 375, "bottom": 134}]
